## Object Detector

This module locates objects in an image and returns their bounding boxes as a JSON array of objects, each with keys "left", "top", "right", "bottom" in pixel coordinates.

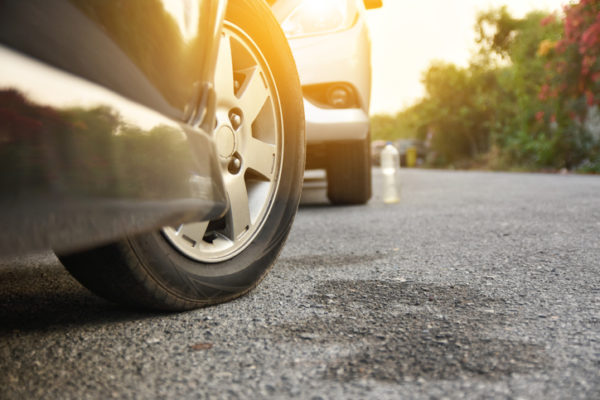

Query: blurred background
[{"left": 366, "top": 0, "right": 600, "bottom": 173}]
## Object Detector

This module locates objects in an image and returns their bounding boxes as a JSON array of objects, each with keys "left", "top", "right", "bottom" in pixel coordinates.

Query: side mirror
[{"left": 363, "top": 0, "right": 382, "bottom": 10}]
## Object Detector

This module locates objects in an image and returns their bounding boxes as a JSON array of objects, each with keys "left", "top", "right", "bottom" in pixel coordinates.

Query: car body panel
[
  {"left": 272, "top": 0, "right": 372, "bottom": 145},
  {"left": 0, "top": 0, "right": 228, "bottom": 255}
]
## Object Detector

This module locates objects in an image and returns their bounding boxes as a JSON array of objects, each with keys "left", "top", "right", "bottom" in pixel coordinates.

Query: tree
[
  {"left": 370, "top": 3, "right": 600, "bottom": 171},
  {"left": 537, "top": 0, "right": 600, "bottom": 170},
  {"left": 476, "top": 8, "right": 567, "bottom": 168},
  {"left": 543, "top": 0, "right": 600, "bottom": 108}
]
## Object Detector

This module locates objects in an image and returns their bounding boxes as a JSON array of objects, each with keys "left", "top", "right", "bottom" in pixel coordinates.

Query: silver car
[{"left": 272, "top": 0, "right": 382, "bottom": 204}]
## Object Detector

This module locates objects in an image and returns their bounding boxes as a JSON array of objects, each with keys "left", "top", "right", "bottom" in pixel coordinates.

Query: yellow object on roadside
[{"left": 406, "top": 146, "right": 417, "bottom": 168}]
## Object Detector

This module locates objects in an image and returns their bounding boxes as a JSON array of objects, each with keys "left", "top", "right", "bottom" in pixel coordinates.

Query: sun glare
[{"left": 161, "top": 0, "right": 199, "bottom": 42}]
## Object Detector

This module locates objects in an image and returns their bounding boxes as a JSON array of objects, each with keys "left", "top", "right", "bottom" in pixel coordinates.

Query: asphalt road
[{"left": 1, "top": 169, "right": 599, "bottom": 399}]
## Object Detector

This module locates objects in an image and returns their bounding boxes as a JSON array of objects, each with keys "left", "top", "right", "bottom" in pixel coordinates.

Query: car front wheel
[{"left": 58, "top": 0, "right": 305, "bottom": 311}]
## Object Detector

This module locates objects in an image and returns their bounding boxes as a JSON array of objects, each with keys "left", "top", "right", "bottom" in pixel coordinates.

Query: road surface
[{"left": 1, "top": 169, "right": 599, "bottom": 399}]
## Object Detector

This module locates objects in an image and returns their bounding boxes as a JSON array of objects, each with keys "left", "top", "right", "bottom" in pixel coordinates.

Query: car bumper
[
  {"left": 0, "top": 45, "right": 227, "bottom": 256},
  {"left": 303, "top": 99, "right": 369, "bottom": 143}
]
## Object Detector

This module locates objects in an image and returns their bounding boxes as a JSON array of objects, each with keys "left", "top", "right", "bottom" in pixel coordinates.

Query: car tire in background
[
  {"left": 326, "top": 136, "right": 372, "bottom": 205},
  {"left": 58, "top": 0, "right": 305, "bottom": 311}
]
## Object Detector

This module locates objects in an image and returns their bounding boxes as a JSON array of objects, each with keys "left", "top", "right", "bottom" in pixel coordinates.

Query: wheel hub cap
[{"left": 215, "top": 125, "right": 236, "bottom": 158}]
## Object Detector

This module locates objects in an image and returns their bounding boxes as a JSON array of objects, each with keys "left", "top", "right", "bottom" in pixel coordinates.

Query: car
[
  {"left": 270, "top": 0, "right": 382, "bottom": 204},
  {"left": 395, "top": 138, "right": 426, "bottom": 167},
  {"left": 0, "top": 0, "right": 305, "bottom": 311}
]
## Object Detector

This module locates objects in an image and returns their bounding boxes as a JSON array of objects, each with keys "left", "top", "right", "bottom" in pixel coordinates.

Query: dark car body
[{"left": 0, "top": 0, "right": 228, "bottom": 255}]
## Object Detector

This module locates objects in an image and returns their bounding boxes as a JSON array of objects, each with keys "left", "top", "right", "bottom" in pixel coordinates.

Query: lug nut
[
  {"left": 229, "top": 110, "right": 243, "bottom": 130},
  {"left": 228, "top": 155, "right": 242, "bottom": 174}
]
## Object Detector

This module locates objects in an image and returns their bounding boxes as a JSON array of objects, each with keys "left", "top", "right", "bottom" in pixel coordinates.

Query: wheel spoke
[
  {"left": 177, "top": 221, "right": 209, "bottom": 247},
  {"left": 238, "top": 67, "right": 269, "bottom": 124},
  {"left": 245, "top": 138, "right": 276, "bottom": 180},
  {"left": 225, "top": 174, "right": 251, "bottom": 240},
  {"left": 162, "top": 23, "right": 283, "bottom": 263},
  {"left": 214, "top": 33, "right": 235, "bottom": 103}
]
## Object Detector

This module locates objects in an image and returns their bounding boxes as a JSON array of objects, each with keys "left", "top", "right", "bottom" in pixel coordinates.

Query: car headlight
[{"left": 281, "top": 0, "right": 358, "bottom": 39}]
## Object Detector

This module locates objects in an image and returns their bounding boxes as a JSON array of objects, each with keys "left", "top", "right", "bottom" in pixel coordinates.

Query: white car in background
[{"left": 271, "top": 0, "right": 382, "bottom": 204}]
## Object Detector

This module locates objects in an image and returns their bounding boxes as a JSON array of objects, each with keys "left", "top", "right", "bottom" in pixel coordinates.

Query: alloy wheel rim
[{"left": 163, "top": 22, "right": 283, "bottom": 263}]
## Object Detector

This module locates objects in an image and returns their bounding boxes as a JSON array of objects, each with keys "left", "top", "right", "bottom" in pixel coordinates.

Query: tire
[
  {"left": 57, "top": 0, "right": 305, "bottom": 311},
  {"left": 326, "top": 136, "right": 372, "bottom": 205}
]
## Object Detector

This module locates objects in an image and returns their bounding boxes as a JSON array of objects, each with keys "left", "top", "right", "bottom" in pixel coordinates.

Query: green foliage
[
  {"left": 370, "top": 114, "right": 404, "bottom": 142},
  {"left": 371, "top": 1, "right": 600, "bottom": 172},
  {"left": 371, "top": 103, "right": 429, "bottom": 142}
]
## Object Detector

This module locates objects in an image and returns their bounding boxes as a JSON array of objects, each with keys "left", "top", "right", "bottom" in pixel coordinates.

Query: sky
[{"left": 365, "top": 0, "right": 569, "bottom": 115}]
